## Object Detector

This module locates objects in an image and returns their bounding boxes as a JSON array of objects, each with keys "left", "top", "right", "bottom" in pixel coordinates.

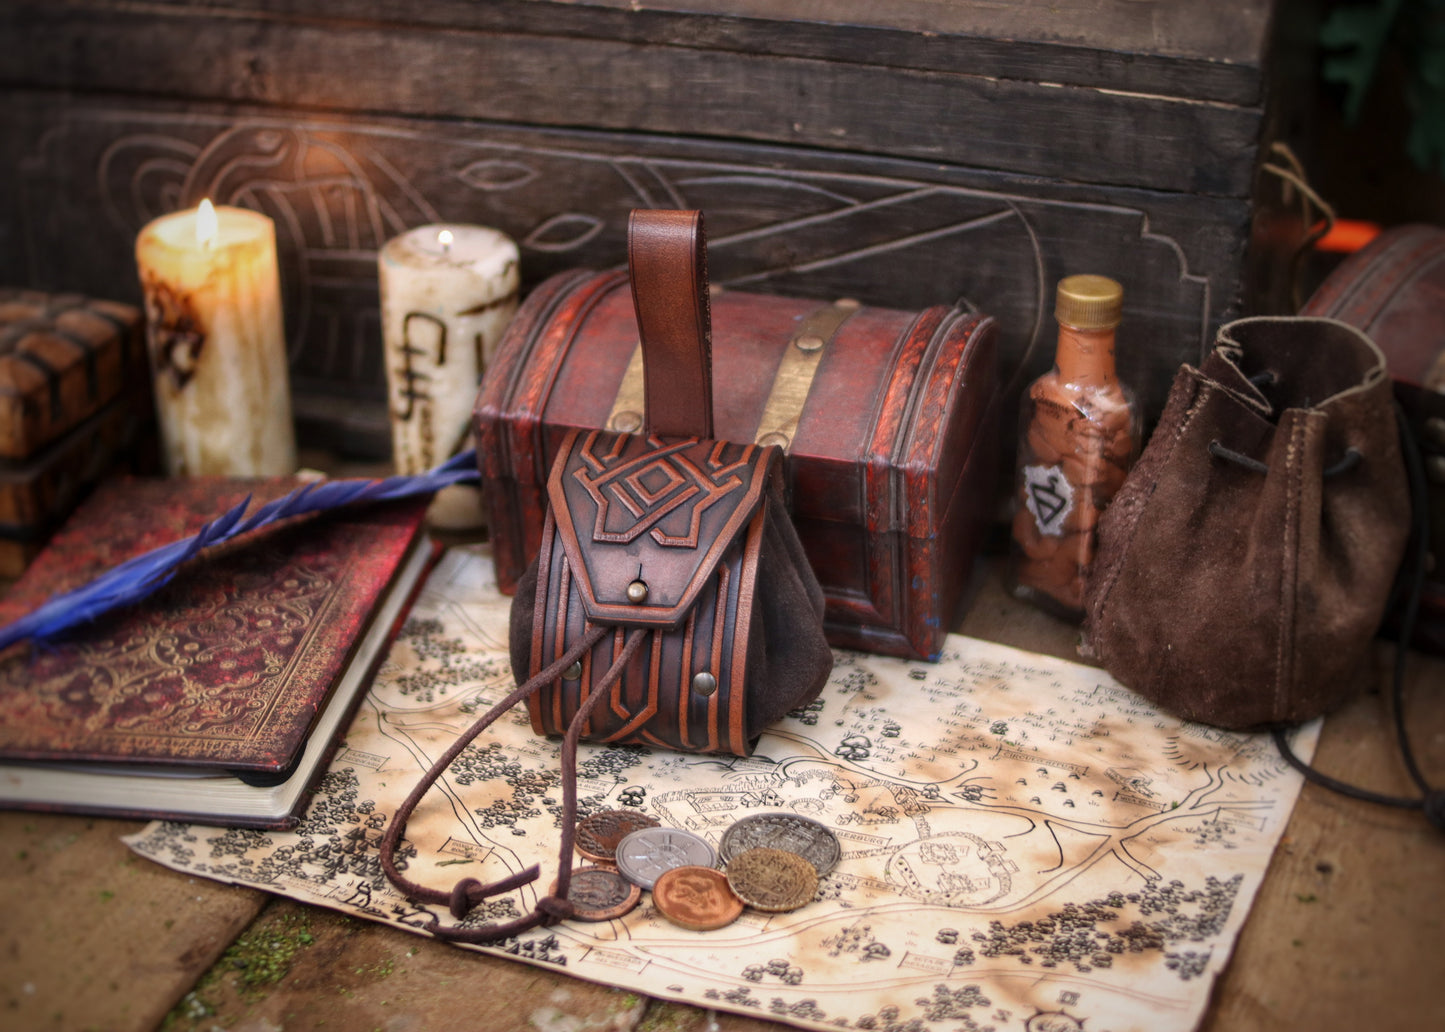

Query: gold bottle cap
[{"left": 1055, "top": 275, "right": 1123, "bottom": 331}]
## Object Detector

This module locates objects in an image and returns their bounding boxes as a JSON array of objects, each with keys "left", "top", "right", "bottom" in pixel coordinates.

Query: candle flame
[
  {"left": 196, "top": 199, "right": 219, "bottom": 249},
  {"left": 438, "top": 229, "right": 453, "bottom": 254}
]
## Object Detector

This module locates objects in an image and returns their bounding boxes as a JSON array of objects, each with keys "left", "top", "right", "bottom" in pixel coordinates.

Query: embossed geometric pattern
[
  {"left": 577, "top": 435, "right": 748, "bottom": 550},
  {"left": 624, "top": 459, "right": 686, "bottom": 510}
]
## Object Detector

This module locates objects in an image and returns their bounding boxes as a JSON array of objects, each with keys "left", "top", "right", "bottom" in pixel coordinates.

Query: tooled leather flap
[{"left": 547, "top": 427, "right": 775, "bottom": 629}]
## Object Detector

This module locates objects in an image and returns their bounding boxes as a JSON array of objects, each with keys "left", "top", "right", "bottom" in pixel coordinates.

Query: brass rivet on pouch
[
  {"left": 612, "top": 410, "right": 643, "bottom": 433},
  {"left": 563, "top": 661, "right": 583, "bottom": 681},
  {"left": 757, "top": 431, "right": 789, "bottom": 449},
  {"left": 692, "top": 671, "right": 718, "bottom": 696},
  {"left": 626, "top": 580, "right": 649, "bottom": 604},
  {"left": 795, "top": 334, "right": 824, "bottom": 353}
]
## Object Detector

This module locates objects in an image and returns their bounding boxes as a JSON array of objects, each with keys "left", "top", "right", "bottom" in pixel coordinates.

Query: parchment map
[{"left": 127, "top": 546, "right": 1318, "bottom": 1032}]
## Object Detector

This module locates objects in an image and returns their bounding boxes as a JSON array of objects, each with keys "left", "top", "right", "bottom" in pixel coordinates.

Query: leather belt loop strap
[{"left": 627, "top": 209, "right": 714, "bottom": 440}]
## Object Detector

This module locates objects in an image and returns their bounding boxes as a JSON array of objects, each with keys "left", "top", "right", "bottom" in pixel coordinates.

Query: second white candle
[{"left": 378, "top": 224, "right": 520, "bottom": 475}]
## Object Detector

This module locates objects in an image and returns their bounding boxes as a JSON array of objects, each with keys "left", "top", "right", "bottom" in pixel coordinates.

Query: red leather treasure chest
[{"left": 475, "top": 250, "right": 999, "bottom": 662}]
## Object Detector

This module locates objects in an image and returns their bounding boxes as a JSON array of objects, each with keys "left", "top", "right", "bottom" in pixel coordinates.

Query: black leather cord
[
  {"left": 1207, "top": 439, "right": 1362, "bottom": 478},
  {"left": 1267, "top": 401, "right": 1442, "bottom": 831}
]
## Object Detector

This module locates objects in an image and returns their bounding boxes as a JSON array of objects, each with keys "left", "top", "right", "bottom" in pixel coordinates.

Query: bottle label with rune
[{"left": 1022, "top": 463, "right": 1075, "bottom": 537}]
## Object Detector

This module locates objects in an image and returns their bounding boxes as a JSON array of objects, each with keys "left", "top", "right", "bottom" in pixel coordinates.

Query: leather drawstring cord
[
  {"left": 379, "top": 623, "right": 651, "bottom": 942},
  {"left": 1208, "top": 439, "right": 1363, "bottom": 478},
  {"left": 1209, "top": 401, "right": 1442, "bottom": 831}
]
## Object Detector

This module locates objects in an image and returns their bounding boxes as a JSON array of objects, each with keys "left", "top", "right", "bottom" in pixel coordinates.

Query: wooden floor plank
[
  {"left": 1198, "top": 647, "right": 1445, "bottom": 1032},
  {"left": 0, "top": 813, "right": 267, "bottom": 1032}
]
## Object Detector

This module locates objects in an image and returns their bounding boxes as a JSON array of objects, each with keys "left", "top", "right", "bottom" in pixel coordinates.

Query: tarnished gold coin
[
  {"left": 574, "top": 808, "right": 660, "bottom": 863},
  {"left": 725, "top": 847, "right": 819, "bottom": 913},
  {"left": 652, "top": 865, "right": 744, "bottom": 931},
  {"left": 551, "top": 865, "right": 642, "bottom": 921}
]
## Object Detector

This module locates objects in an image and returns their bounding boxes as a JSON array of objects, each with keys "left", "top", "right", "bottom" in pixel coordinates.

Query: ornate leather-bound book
[{"left": 0, "top": 476, "right": 433, "bottom": 828}]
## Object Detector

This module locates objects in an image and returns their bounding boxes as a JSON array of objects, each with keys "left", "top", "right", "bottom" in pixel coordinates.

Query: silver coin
[
  {"left": 718, "top": 813, "right": 841, "bottom": 876},
  {"left": 614, "top": 827, "right": 717, "bottom": 889}
]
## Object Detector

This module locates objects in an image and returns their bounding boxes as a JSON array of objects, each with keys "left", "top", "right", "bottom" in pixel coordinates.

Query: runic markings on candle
[{"left": 396, "top": 311, "right": 445, "bottom": 420}]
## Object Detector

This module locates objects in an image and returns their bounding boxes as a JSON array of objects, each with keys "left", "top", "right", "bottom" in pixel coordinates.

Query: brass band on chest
[
  {"left": 607, "top": 344, "right": 648, "bottom": 433},
  {"left": 606, "top": 298, "right": 859, "bottom": 449}
]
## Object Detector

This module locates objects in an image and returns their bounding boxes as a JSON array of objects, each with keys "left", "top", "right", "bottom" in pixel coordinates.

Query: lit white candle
[
  {"left": 135, "top": 200, "right": 296, "bottom": 476},
  {"left": 378, "top": 223, "right": 519, "bottom": 476}
]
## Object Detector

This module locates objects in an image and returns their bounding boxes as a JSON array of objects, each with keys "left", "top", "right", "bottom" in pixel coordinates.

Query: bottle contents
[{"left": 1011, "top": 274, "right": 1139, "bottom": 620}]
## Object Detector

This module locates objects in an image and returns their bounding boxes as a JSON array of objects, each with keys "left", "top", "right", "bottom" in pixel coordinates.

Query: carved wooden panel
[{"left": 3, "top": 95, "right": 1259, "bottom": 458}]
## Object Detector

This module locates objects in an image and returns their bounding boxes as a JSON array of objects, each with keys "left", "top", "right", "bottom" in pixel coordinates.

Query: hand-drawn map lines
[{"left": 125, "top": 546, "right": 1318, "bottom": 1032}]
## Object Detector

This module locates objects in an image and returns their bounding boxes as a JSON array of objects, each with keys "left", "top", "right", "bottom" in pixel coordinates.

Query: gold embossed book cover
[{"left": 0, "top": 476, "right": 434, "bottom": 827}]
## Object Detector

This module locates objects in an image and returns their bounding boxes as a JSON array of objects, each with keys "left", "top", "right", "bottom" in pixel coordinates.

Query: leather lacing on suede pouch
[
  {"left": 1209, "top": 384, "right": 1443, "bottom": 831},
  {"left": 378, "top": 623, "right": 645, "bottom": 943}
]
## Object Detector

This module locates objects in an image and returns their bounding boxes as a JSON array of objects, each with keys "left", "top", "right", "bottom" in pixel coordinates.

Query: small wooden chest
[
  {"left": 0, "top": 290, "right": 145, "bottom": 458},
  {"left": 477, "top": 267, "right": 999, "bottom": 661},
  {"left": 0, "top": 289, "right": 154, "bottom": 575}
]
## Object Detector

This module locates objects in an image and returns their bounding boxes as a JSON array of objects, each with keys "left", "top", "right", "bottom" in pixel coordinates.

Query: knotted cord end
[
  {"left": 537, "top": 894, "right": 576, "bottom": 922},
  {"left": 448, "top": 877, "right": 486, "bottom": 920}
]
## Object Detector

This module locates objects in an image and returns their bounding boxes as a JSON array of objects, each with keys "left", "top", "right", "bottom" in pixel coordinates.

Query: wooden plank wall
[{"left": 0, "top": 0, "right": 1306, "bottom": 458}]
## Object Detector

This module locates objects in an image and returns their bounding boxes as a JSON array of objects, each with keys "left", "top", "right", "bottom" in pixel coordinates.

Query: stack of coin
[
  {"left": 718, "top": 813, "right": 841, "bottom": 877},
  {"left": 564, "top": 809, "right": 842, "bottom": 931}
]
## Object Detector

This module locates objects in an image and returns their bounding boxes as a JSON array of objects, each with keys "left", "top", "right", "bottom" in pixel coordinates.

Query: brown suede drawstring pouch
[{"left": 1083, "top": 316, "right": 1410, "bottom": 730}]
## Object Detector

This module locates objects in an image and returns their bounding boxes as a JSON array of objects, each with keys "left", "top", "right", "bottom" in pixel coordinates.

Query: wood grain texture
[
  {"left": 0, "top": 813, "right": 267, "bottom": 1032},
  {"left": 123, "top": 0, "right": 1278, "bottom": 104},
  {"left": 1196, "top": 656, "right": 1445, "bottom": 1031},
  {"left": 3, "top": 1, "right": 1271, "bottom": 192},
  {"left": 0, "top": 0, "right": 1304, "bottom": 457},
  {"left": 0, "top": 87, "right": 1267, "bottom": 456}
]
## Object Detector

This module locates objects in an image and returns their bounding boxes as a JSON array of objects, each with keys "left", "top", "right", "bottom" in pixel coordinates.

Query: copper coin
[
  {"left": 574, "top": 808, "right": 660, "bottom": 863},
  {"left": 652, "top": 865, "right": 744, "bottom": 931},
  {"left": 725, "top": 847, "right": 819, "bottom": 913},
  {"left": 718, "top": 813, "right": 841, "bottom": 876},
  {"left": 551, "top": 866, "right": 641, "bottom": 921}
]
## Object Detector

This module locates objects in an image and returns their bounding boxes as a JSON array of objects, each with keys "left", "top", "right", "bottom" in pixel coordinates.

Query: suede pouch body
[{"left": 1083, "top": 316, "right": 1409, "bottom": 729}]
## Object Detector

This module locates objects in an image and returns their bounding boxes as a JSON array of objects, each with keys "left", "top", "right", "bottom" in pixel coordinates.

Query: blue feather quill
[{"left": 0, "top": 448, "right": 482, "bottom": 652}]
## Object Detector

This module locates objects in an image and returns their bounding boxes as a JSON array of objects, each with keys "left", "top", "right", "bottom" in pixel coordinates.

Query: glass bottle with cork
[{"left": 1011, "top": 274, "right": 1139, "bottom": 620}]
